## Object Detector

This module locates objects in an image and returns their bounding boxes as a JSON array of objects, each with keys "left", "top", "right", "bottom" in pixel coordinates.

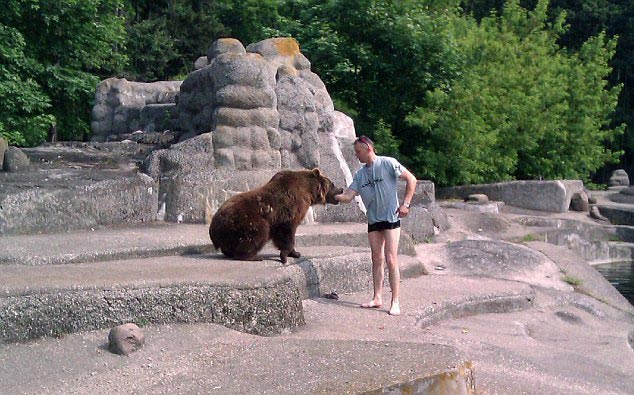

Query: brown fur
[{"left": 209, "top": 168, "right": 343, "bottom": 263}]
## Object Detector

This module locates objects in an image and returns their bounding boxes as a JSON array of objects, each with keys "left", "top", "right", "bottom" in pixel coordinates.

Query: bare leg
[
  {"left": 361, "top": 231, "right": 386, "bottom": 308},
  {"left": 384, "top": 228, "right": 401, "bottom": 315}
]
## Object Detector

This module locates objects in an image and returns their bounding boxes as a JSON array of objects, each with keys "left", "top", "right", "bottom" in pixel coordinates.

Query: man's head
[{"left": 353, "top": 135, "right": 376, "bottom": 164}]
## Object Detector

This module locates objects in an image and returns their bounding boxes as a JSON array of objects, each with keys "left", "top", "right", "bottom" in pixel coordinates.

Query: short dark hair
[{"left": 354, "top": 135, "right": 374, "bottom": 149}]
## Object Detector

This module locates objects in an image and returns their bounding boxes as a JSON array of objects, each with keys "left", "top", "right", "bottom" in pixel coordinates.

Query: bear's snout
[{"left": 326, "top": 187, "right": 344, "bottom": 204}]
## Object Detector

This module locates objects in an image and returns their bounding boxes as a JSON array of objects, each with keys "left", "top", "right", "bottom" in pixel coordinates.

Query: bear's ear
[{"left": 312, "top": 168, "right": 322, "bottom": 178}]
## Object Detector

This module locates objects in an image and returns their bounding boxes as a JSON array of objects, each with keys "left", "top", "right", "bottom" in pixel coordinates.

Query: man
[{"left": 335, "top": 135, "right": 417, "bottom": 316}]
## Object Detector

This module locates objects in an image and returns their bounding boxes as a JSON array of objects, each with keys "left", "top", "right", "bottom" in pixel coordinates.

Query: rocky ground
[{"left": 1, "top": 205, "right": 632, "bottom": 394}]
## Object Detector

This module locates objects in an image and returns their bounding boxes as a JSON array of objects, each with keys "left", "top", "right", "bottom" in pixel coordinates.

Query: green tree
[
  {"left": 408, "top": 0, "right": 622, "bottom": 185},
  {"left": 1, "top": 0, "right": 128, "bottom": 144},
  {"left": 461, "top": 0, "right": 634, "bottom": 182},
  {"left": 0, "top": 24, "right": 55, "bottom": 146},
  {"left": 276, "top": 0, "right": 462, "bottom": 165},
  {"left": 123, "top": 0, "right": 282, "bottom": 81}
]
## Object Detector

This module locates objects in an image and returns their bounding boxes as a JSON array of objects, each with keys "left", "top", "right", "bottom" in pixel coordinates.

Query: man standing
[{"left": 335, "top": 136, "right": 417, "bottom": 315}]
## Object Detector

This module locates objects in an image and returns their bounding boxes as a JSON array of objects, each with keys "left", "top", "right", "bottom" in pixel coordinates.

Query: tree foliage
[
  {"left": 0, "top": 0, "right": 627, "bottom": 189},
  {"left": 0, "top": 24, "right": 54, "bottom": 145},
  {"left": 1, "top": 0, "right": 127, "bottom": 145},
  {"left": 123, "top": 0, "right": 282, "bottom": 81},
  {"left": 408, "top": 0, "right": 622, "bottom": 185},
  {"left": 275, "top": 0, "right": 462, "bottom": 164}
]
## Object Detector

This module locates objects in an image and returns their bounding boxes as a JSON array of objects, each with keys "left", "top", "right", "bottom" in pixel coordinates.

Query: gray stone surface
[
  {"left": 3, "top": 146, "right": 30, "bottom": 172},
  {"left": 91, "top": 78, "right": 182, "bottom": 141},
  {"left": 467, "top": 193, "right": 489, "bottom": 203},
  {"left": 609, "top": 169, "right": 629, "bottom": 186},
  {"left": 0, "top": 170, "right": 157, "bottom": 236},
  {"left": 108, "top": 323, "right": 144, "bottom": 355},
  {"left": 401, "top": 206, "right": 435, "bottom": 243},
  {"left": 193, "top": 55, "right": 208, "bottom": 70},
  {"left": 596, "top": 205, "right": 634, "bottom": 226},
  {"left": 0, "top": 142, "right": 160, "bottom": 236},
  {"left": 0, "top": 136, "right": 7, "bottom": 169},
  {"left": 590, "top": 205, "right": 611, "bottom": 223},
  {"left": 0, "top": 243, "right": 424, "bottom": 343},
  {"left": 1, "top": 206, "right": 633, "bottom": 394},
  {"left": 207, "top": 37, "right": 246, "bottom": 60},
  {"left": 438, "top": 180, "right": 584, "bottom": 213},
  {"left": 570, "top": 190, "right": 590, "bottom": 211},
  {"left": 441, "top": 200, "right": 506, "bottom": 214},
  {"left": 446, "top": 239, "right": 572, "bottom": 290}
]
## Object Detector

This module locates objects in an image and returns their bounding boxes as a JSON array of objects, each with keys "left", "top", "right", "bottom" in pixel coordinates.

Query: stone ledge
[
  {"left": 438, "top": 180, "right": 584, "bottom": 213},
  {"left": 0, "top": 280, "right": 303, "bottom": 343},
  {"left": 414, "top": 290, "right": 535, "bottom": 329},
  {"left": 0, "top": 247, "right": 425, "bottom": 344}
]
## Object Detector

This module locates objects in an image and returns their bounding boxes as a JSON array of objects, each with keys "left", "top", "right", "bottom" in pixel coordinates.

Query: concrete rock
[
  {"left": 590, "top": 206, "right": 611, "bottom": 223},
  {"left": 194, "top": 56, "right": 208, "bottom": 70},
  {"left": 608, "top": 169, "right": 629, "bottom": 187},
  {"left": 91, "top": 78, "right": 182, "bottom": 141},
  {"left": 570, "top": 190, "right": 590, "bottom": 212},
  {"left": 467, "top": 194, "right": 489, "bottom": 203},
  {"left": 0, "top": 137, "right": 8, "bottom": 169},
  {"left": 446, "top": 239, "right": 572, "bottom": 290},
  {"left": 207, "top": 38, "right": 246, "bottom": 60},
  {"left": 108, "top": 323, "right": 145, "bottom": 356},
  {"left": 401, "top": 206, "right": 435, "bottom": 243},
  {"left": 3, "top": 146, "right": 30, "bottom": 172},
  {"left": 438, "top": 180, "right": 584, "bottom": 213}
]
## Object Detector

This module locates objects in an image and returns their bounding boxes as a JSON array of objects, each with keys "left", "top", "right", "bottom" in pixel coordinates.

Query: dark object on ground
[
  {"left": 322, "top": 292, "right": 339, "bottom": 300},
  {"left": 108, "top": 323, "right": 145, "bottom": 356}
]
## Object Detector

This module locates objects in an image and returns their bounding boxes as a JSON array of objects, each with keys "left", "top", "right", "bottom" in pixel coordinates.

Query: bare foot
[
  {"left": 389, "top": 302, "right": 401, "bottom": 316},
  {"left": 360, "top": 300, "right": 382, "bottom": 308}
]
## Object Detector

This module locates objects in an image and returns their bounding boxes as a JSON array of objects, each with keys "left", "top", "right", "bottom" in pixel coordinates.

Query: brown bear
[{"left": 209, "top": 168, "right": 343, "bottom": 263}]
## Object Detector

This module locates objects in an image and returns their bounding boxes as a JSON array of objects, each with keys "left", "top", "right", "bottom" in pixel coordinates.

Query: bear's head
[{"left": 311, "top": 168, "right": 343, "bottom": 205}]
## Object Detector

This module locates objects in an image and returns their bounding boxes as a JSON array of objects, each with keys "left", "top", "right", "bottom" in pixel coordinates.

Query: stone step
[
  {"left": 596, "top": 204, "right": 634, "bottom": 226},
  {"left": 0, "top": 170, "right": 158, "bottom": 236},
  {"left": 0, "top": 246, "right": 425, "bottom": 343},
  {"left": 0, "top": 222, "right": 415, "bottom": 266}
]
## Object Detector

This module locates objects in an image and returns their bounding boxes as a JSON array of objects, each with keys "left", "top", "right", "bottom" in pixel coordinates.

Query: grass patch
[
  {"left": 604, "top": 234, "right": 622, "bottom": 242},
  {"left": 520, "top": 233, "right": 540, "bottom": 243},
  {"left": 585, "top": 182, "right": 607, "bottom": 191},
  {"left": 135, "top": 318, "right": 150, "bottom": 327},
  {"left": 562, "top": 275, "right": 583, "bottom": 287}
]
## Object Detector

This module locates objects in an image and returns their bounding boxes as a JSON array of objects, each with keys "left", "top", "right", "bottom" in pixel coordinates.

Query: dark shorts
[{"left": 368, "top": 220, "right": 401, "bottom": 233}]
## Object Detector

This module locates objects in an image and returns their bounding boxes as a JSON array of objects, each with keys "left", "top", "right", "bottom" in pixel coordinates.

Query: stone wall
[
  {"left": 437, "top": 180, "right": 584, "bottom": 213},
  {"left": 91, "top": 78, "right": 182, "bottom": 141}
]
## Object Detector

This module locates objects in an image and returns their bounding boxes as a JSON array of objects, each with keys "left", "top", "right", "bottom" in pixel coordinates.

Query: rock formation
[{"left": 91, "top": 37, "right": 363, "bottom": 223}]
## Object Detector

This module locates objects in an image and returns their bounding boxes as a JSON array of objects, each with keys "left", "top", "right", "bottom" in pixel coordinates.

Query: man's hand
[
  {"left": 396, "top": 204, "right": 410, "bottom": 218},
  {"left": 335, "top": 189, "right": 357, "bottom": 204}
]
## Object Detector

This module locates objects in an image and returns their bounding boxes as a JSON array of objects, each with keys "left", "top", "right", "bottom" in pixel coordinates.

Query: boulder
[
  {"left": 570, "top": 191, "right": 590, "bottom": 212},
  {"left": 590, "top": 206, "right": 610, "bottom": 223},
  {"left": 108, "top": 323, "right": 145, "bottom": 356},
  {"left": 0, "top": 137, "right": 8, "bottom": 169},
  {"left": 91, "top": 78, "right": 182, "bottom": 141},
  {"left": 467, "top": 194, "right": 489, "bottom": 203},
  {"left": 608, "top": 169, "right": 629, "bottom": 187},
  {"left": 207, "top": 38, "right": 246, "bottom": 60},
  {"left": 194, "top": 55, "right": 208, "bottom": 69},
  {"left": 438, "top": 180, "right": 584, "bottom": 213},
  {"left": 3, "top": 146, "right": 30, "bottom": 172}
]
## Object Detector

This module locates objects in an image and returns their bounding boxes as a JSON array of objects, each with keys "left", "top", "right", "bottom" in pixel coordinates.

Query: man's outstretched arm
[{"left": 334, "top": 188, "right": 358, "bottom": 204}]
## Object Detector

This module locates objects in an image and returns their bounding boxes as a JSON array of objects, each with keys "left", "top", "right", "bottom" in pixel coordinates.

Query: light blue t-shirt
[{"left": 349, "top": 156, "right": 405, "bottom": 225}]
